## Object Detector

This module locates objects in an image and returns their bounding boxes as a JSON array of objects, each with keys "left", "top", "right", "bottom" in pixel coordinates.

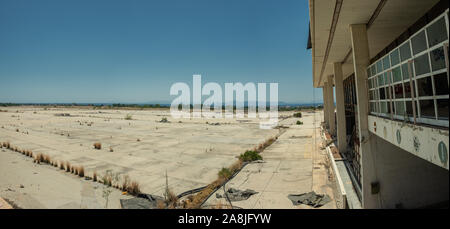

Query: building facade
[{"left": 308, "top": 0, "right": 449, "bottom": 208}]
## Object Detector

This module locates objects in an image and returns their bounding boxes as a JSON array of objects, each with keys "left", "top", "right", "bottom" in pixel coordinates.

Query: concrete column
[
  {"left": 326, "top": 75, "right": 336, "bottom": 136},
  {"left": 334, "top": 63, "right": 347, "bottom": 153},
  {"left": 350, "top": 24, "right": 379, "bottom": 208},
  {"left": 322, "top": 85, "right": 329, "bottom": 125}
]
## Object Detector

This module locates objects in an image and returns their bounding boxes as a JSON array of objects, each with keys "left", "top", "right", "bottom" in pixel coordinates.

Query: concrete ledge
[
  {"left": 326, "top": 144, "right": 347, "bottom": 209},
  {"left": 321, "top": 126, "right": 347, "bottom": 209}
]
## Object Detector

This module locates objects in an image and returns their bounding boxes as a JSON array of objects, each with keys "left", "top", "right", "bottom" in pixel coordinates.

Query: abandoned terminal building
[{"left": 308, "top": 0, "right": 449, "bottom": 208}]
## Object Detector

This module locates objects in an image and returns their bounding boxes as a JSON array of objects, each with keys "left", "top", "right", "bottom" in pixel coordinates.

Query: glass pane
[
  {"left": 437, "top": 99, "right": 449, "bottom": 120},
  {"left": 411, "top": 31, "right": 427, "bottom": 55},
  {"left": 379, "top": 87, "right": 386, "bottom": 100},
  {"left": 376, "top": 60, "right": 383, "bottom": 73},
  {"left": 384, "top": 72, "right": 390, "bottom": 85},
  {"left": 404, "top": 81, "right": 415, "bottom": 98},
  {"left": 380, "top": 101, "right": 387, "bottom": 114},
  {"left": 399, "top": 41, "right": 412, "bottom": 61},
  {"left": 383, "top": 56, "right": 390, "bottom": 70},
  {"left": 396, "top": 101, "right": 406, "bottom": 116},
  {"left": 406, "top": 101, "right": 413, "bottom": 117},
  {"left": 390, "top": 49, "right": 400, "bottom": 66},
  {"left": 378, "top": 74, "right": 384, "bottom": 86},
  {"left": 370, "top": 102, "right": 376, "bottom": 113},
  {"left": 394, "top": 83, "right": 404, "bottom": 99},
  {"left": 434, "top": 73, "right": 449, "bottom": 95},
  {"left": 419, "top": 99, "right": 435, "bottom": 119},
  {"left": 406, "top": 101, "right": 414, "bottom": 117},
  {"left": 401, "top": 63, "right": 411, "bottom": 80},
  {"left": 414, "top": 53, "right": 430, "bottom": 76},
  {"left": 371, "top": 65, "right": 376, "bottom": 75},
  {"left": 427, "top": 17, "right": 448, "bottom": 47},
  {"left": 392, "top": 66, "right": 402, "bottom": 82},
  {"left": 417, "top": 77, "right": 433, "bottom": 97},
  {"left": 367, "top": 69, "right": 371, "bottom": 78},
  {"left": 430, "top": 47, "right": 446, "bottom": 71}
]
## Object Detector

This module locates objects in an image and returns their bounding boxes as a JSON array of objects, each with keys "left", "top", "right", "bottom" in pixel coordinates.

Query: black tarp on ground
[{"left": 288, "top": 191, "right": 331, "bottom": 208}]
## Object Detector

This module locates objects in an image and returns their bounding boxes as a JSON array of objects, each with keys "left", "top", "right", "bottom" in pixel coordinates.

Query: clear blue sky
[{"left": 0, "top": 0, "right": 321, "bottom": 104}]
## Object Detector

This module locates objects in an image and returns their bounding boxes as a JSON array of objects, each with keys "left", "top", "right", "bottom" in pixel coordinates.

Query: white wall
[{"left": 366, "top": 134, "right": 449, "bottom": 209}]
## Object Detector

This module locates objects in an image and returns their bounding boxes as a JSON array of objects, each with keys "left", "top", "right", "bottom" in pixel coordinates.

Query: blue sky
[{"left": 0, "top": 0, "right": 321, "bottom": 104}]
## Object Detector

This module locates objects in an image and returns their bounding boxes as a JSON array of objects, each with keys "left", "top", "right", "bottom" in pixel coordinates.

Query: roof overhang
[{"left": 309, "top": 0, "right": 441, "bottom": 88}]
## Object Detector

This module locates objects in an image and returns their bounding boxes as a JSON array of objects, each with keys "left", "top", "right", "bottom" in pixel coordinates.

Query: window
[
  {"left": 417, "top": 77, "right": 433, "bottom": 97},
  {"left": 371, "top": 65, "right": 376, "bottom": 76},
  {"left": 419, "top": 99, "right": 435, "bottom": 119},
  {"left": 404, "top": 81, "right": 415, "bottom": 98},
  {"left": 390, "top": 49, "right": 400, "bottom": 66},
  {"left": 395, "top": 101, "right": 406, "bottom": 116},
  {"left": 427, "top": 17, "right": 448, "bottom": 47},
  {"left": 401, "top": 63, "right": 411, "bottom": 80},
  {"left": 406, "top": 101, "right": 415, "bottom": 117},
  {"left": 437, "top": 99, "right": 449, "bottom": 120},
  {"left": 399, "top": 41, "right": 412, "bottom": 61},
  {"left": 378, "top": 74, "right": 384, "bottom": 86},
  {"left": 434, "top": 73, "right": 449, "bottom": 95},
  {"left": 414, "top": 53, "right": 430, "bottom": 76},
  {"left": 411, "top": 31, "right": 427, "bottom": 55},
  {"left": 384, "top": 72, "right": 390, "bottom": 85},
  {"left": 383, "top": 56, "right": 390, "bottom": 70},
  {"left": 376, "top": 60, "right": 382, "bottom": 74},
  {"left": 392, "top": 67, "right": 402, "bottom": 82},
  {"left": 379, "top": 87, "right": 386, "bottom": 100},
  {"left": 367, "top": 13, "right": 448, "bottom": 127},
  {"left": 394, "top": 84, "right": 404, "bottom": 99},
  {"left": 430, "top": 47, "right": 446, "bottom": 71},
  {"left": 380, "top": 101, "right": 388, "bottom": 114}
]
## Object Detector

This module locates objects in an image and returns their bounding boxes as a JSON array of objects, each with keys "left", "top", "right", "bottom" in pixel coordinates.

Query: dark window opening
[
  {"left": 434, "top": 73, "right": 449, "bottom": 95},
  {"left": 419, "top": 99, "right": 436, "bottom": 119},
  {"left": 394, "top": 84, "right": 404, "bottom": 99},
  {"left": 417, "top": 76, "right": 434, "bottom": 97},
  {"left": 437, "top": 99, "right": 449, "bottom": 120},
  {"left": 430, "top": 47, "right": 446, "bottom": 71}
]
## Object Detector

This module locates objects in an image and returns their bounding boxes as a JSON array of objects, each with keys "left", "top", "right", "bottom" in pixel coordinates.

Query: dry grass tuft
[
  {"left": 128, "top": 181, "right": 141, "bottom": 196},
  {"left": 93, "top": 142, "right": 101, "bottom": 150},
  {"left": 42, "top": 154, "right": 51, "bottom": 164},
  {"left": 121, "top": 175, "right": 130, "bottom": 191},
  {"left": 156, "top": 200, "right": 166, "bottom": 209},
  {"left": 78, "top": 166, "right": 84, "bottom": 177},
  {"left": 218, "top": 167, "right": 232, "bottom": 180},
  {"left": 65, "top": 162, "right": 71, "bottom": 172},
  {"left": 34, "top": 153, "right": 43, "bottom": 164},
  {"left": 102, "top": 173, "right": 112, "bottom": 186}
]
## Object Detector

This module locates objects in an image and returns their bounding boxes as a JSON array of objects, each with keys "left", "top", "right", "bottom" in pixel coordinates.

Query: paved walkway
[{"left": 204, "top": 111, "right": 336, "bottom": 209}]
